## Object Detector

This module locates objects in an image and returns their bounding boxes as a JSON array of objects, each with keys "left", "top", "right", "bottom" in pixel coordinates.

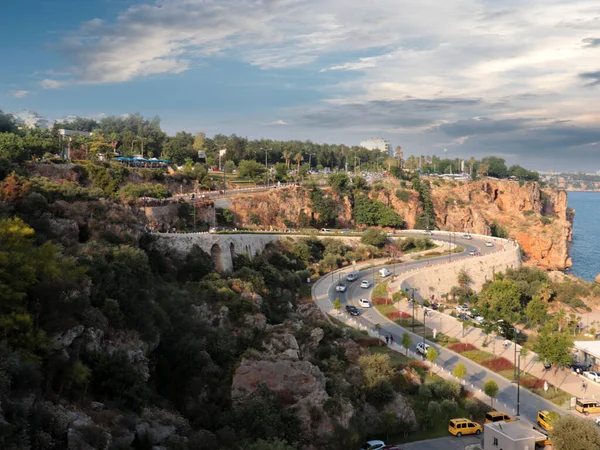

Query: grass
[
  {"left": 461, "top": 349, "right": 496, "bottom": 364},
  {"left": 375, "top": 303, "right": 399, "bottom": 317},
  {"left": 368, "top": 345, "right": 412, "bottom": 366},
  {"left": 373, "top": 280, "right": 390, "bottom": 298}
]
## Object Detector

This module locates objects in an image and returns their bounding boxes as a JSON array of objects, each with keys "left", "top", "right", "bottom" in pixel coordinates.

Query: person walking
[
  {"left": 385, "top": 335, "right": 390, "bottom": 345},
  {"left": 390, "top": 335, "right": 395, "bottom": 344}
]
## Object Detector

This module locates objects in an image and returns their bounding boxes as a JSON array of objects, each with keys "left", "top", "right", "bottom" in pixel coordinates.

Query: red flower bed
[
  {"left": 372, "top": 298, "right": 389, "bottom": 305},
  {"left": 482, "top": 357, "right": 514, "bottom": 372},
  {"left": 408, "top": 361, "right": 429, "bottom": 370},
  {"left": 522, "top": 378, "right": 548, "bottom": 390},
  {"left": 448, "top": 343, "right": 477, "bottom": 353},
  {"left": 386, "top": 311, "right": 412, "bottom": 320}
]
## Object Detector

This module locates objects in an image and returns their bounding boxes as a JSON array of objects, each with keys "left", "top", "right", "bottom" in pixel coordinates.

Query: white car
[
  {"left": 335, "top": 283, "right": 347, "bottom": 292},
  {"left": 463, "top": 234, "right": 472, "bottom": 240},
  {"left": 358, "top": 298, "right": 371, "bottom": 308},
  {"left": 469, "top": 250, "right": 477, "bottom": 256},
  {"left": 586, "top": 371, "right": 600, "bottom": 382},
  {"left": 361, "top": 441, "right": 386, "bottom": 450},
  {"left": 485, "top": 241, "right": 494, "bottom": 247},
  {"left": 360, "top": 280, "right": 372, "bottom": 289},
  {"left": 416, "top": 342, "right": 431, "bottom": 356},
  {"left": 473, "top": 315, "right": 485, "bottom": 324},
  {"left": 346, "top": 272, "right": 358, "bottom": 282},
  {"left": 456, "top": 305, "right": 469, "bottom": 314}
]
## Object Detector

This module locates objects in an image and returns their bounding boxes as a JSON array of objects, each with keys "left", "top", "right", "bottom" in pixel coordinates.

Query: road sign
[{"left": 544, "top": 381, "right": 548, "bottom": 392}]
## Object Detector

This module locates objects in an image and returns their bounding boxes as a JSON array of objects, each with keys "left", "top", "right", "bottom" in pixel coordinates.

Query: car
[
  {"left": 473, "top": 315, "right": 485, "bottom": 324},
  {"left": 485, "top": 241, "right": 494, "bottom": 247},
  {"left": 416, "top": 342, "right": 431, "bottom": 356},
  {"left": 382, "top": 446, "right": 403, "bottom": 450},
  {"left": 537, "top": 410, "right": 556, "bottom": 431},
  {"left": 422, "top": 230, "right": 432, "bottom": 235},
  {"left": 360, "top": 280, "right": 372, "bottom": 289},
  {"left": 571, "top": 363, "right": 590, "bottom": 374},
  {"left": 595, "top": 417, "right": 600, "bottom": 427},
  {"left": 360, "top": 440, "right": 386, "bottom": 450},
  {"left": 485, "top": 411, "right": 517, "bottom": 423},
  {"left": 430, "top": 303, "right": 438, "bottom": 310},
  {"left": 320, "top": 228, "right": 332, "bottom": 233},
  {"left": 358, "top": 298, "right": 371, "bottom": 308},
  {"left": 345, "top": 305, "right": 360, "bottom": 316},
  {"left": 585, "top": 371, "right": 600, "bottom": 382},
  {"left": 575, "top": 398, "right": 600, "bottom": 415},
  {"left": 448, "top": 418, "right": 482, "bottom": 437},
  {"left": 468, "top": 250, "right": 477, "bottom": 256},
  {"left": 456, "top": 304, "right": 469, "bottom": 314},
  {"left": 335, "top": 283, "right": 347, "bottom": 292},
  {"left": 463, "top": 234, "right": 472, "bottom": 240},
  {"left": 543, "top": 361, "right": 552, "bottom": 370},
  {"left": 346, "top": 272, "right": 358, "bottom": 282}
]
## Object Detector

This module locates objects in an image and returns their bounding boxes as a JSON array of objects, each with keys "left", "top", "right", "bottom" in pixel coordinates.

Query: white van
[{"left": 379, "top": 268, "right": 391, "bottom": 278}]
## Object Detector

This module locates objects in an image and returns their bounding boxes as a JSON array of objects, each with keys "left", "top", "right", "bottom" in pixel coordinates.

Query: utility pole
[
  {"left": 516, "top": 350, "right": 521, "bottom": 416},
  {"left": 423, "top": 309, "right": 426, "bottom": 343},
  {"left": 264, "top": 147, "right": 268, "bottom": 187}
]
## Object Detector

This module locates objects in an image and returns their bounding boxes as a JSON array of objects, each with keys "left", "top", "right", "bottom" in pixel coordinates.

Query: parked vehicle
[
  {"left": 537, "top": 410, "right": 556, "bottom": 431},
  {"left": 575, "top": 398, "right": 600, "bottom": 416},
  {"left": 469, "top": 250, "right": 477, "bottom": 256},
  {"left": 543, "top": 361, "right": 552, "bottom": 370},
  {"left": 335, "top": 283, "right": 347, "bottom": 292},
  {"left": 585, "top": 371, "right": 600, "bottom": 383},
  {"left": 360, "top": 280, "right": 372, "bottom": 289},
  {"left": 346, "top": 272, "right": 358, "bottom": 282},
  {"left": 570, "top": 363, "right": 590, "bottom": 374},
  {"left": 345, "top": 305, "right": 360, "bottom": 316},
  {"left": 358, "top": 298, "right": 371, "bottom": 308},
  {"left": 473, "top": 315, "right": 485, "bottom": 324},
  {"left": 485, "top": 411, "right": 517, "bottom": 423},
  {"left": 485, "top": 241, "right": 494, "bottom": 247},
  {"left": 320, "top": 228, "right": 332, "bottom": 233},
  {"left": 463, "top": 234, "right": 472, "bottom": 240},
  {"left": 416, "top": 342, "right": 431, "bottom": 356},
  {"left": 448, "top": 418, "right": 482, "bottom": 437}
]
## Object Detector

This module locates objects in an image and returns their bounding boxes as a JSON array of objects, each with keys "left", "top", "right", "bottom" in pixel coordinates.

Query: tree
[
  {"left": 192, "top": 132, "right": 207, "bottom": 153},
  {"left": 482, "top": 156, "right": 508, "bottom": 178},
  {"left": 294, "top": 152, "right": 303, "bottom": 172},
  {"left": 0, "top": 110, "right": 17, "bottom": 133},
  {"left": 374, "top": 323, "right": 382, "bottom": 345},
  {"left": 247, "top": 438, "right": 297, "bottom": 450},
  {"left": 525, "top": 297, "right": 548, "bottom": 328},
  {"left": 533, "top": 324, "right": 573, "bottom": 369},
  {"left": 274, "top": 162, "right": 289, "bottom": 181},
  {"left": 361, "top": 228, "right": 388, "bottom": 248},
  {"left": 162, "top": 131, "right": 195, "bottom": 164},
  {"left": 549, "top": 415, "right": 600, "bottom": 450},
  {"left": 328, "top": 172, "right": 350, "bottom": 195},
  {"left": 426, "top": 347, "right": 438, "bottom": 373},
  {"left": 358, "top": 353, "right": 393, "bottom": 388},
  {"left": 238, "top": 160, "right": 267, "bottom": 181},
  {"left": 401, "top": 333, "right": 413, "bottom": 356},
  {"left": 352, "top": 175, "right": 369, "bottom": 191},
  {"left": 479, "top": 280, "right": 522, "bottom": 323},
  {"left": 483, "top": 379, "right": 499, "bottom": 406},
  {"left": 453, "top": 363, "right": 467, "bottom": 381},
  {"left": 333, "top": 298, "right": 341, "bottom": 315},
  {"left": 457, "top": 269, "right": 473, "bottom": 288},
  {"left": 282, "top": 150, "right": 292, "bottom": 169},
  {"left": 428, "top": 401, "right": 441, "bottom": 417},
  {"left": 223, "top": 160, "right": 237, "bottom": 174},
  {"left": 0, "top": 133, "right": 29, "bottom": 162},
  {"left": 441, "top": 399, "right": 458, "bottom": 420}
]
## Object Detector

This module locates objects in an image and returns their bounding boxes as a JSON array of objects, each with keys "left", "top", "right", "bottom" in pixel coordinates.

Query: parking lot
[{"left": 401, "top": 435, "right": 481, "bottom": 450}]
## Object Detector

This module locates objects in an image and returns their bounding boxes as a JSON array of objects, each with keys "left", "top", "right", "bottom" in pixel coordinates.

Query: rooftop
[
  {"left": 575, "top": 340, "right": 600, "bottom": 358},
  {"left": 484, "top": 421, "right": 547, "bottom": 441}
]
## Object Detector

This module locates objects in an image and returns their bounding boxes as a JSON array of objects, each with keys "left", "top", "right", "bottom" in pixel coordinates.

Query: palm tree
[
  {"left": 282, "top": 150, "right": 292, "bottom": 169},
  {"left": 294, "top": 152, "right": 303, "bottom": 172},
  {"left": 469, "top": 157, "right": 476, "bottom": 177}
]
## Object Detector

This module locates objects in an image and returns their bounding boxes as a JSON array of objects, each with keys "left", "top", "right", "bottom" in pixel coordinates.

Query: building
[
  {"left": 359, "top": 138, "right": 393, "bottom": 156},
  {"left": 484, "top": 421, "right": 548, "bottom": 450},
  {"left": 574, "top": 341, "right": 600, "bottom": 370}
]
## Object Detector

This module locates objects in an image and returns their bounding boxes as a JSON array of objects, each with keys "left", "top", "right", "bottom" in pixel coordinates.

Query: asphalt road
[{"left": 318, "top": 233, "right": 565, "bottom": 427}]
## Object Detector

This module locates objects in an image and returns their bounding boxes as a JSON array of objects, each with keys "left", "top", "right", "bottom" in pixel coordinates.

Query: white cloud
[
  {"left": 265, "top": 120, "right": 288, "bottom": 125},
  {"left": 39, "top": 79, "right": 64, "bottom": 89},
  {"left": 11, "top": 90, "right": 30, "bottom": 98}
]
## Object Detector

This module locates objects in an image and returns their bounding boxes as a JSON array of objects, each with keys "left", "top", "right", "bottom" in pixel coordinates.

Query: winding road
[{"left": 313, "top": 232, "right": 566, "bottom": 427}]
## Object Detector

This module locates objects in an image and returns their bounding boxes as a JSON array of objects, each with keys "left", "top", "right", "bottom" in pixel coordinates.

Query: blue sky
[{"left": 1, "top": 0, "right": 600, "bottom": 170}]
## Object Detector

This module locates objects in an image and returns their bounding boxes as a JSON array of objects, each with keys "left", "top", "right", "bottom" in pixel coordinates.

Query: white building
[
  {"left": 359, "top": 138, "right": 393, "bottom": 156},
  {"left": 11, "top": 110, "right": 49, "bottom": 130},
  {"left": 574, "top": 341, "right": 600, "bottom": 370},
  {"left": 483, "top": 421, "right": 548, "bottom": 450}
]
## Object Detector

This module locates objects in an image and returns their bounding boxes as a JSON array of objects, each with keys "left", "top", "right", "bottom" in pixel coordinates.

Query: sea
[{"left": 568, "top": 191, "right": 600, "bottom": 282}]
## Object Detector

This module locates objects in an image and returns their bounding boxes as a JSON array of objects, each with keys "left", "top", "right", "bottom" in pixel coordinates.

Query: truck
[{"left": 379, "top": 268, "right": 391, "bottom": 278}]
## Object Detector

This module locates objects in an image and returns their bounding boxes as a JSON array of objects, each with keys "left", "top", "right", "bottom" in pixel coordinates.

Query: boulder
[
  {"left": 595, "top": 273, "right": 600, "bottom": 284},
  {"left": 384, "top": 394, "right": 417, "bottom": 425},
  {"left": 135, "top": 408, "right": 189, "bottom": 447},
  {"left": 231, "top": 359, "right": 326, "bottom": 404},
  {"left": 244, "top": 313, "right": 267, "bottom": 331},
  {"left": 82, "top": 328, "right": 104, "bottom": 353},
  {"left": 262, "top": 332, "right": 300, "bottom": 361},
  {"left": 51, "top": 325, "right": 85, "bottom": 350}
]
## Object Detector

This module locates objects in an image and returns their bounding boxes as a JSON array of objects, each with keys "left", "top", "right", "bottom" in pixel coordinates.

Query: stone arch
[
  {"left": 210, "top": 243, "right": 224, "bottom": 273},
  {"left": 230, "top": 242, "right": 236, "bottom": 262}
]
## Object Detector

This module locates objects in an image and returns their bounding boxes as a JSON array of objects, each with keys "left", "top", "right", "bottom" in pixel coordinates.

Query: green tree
[
  {"left": 0, "top": 110, "right": 17, "bottom": 133},
  {"left": 223, "top": 160, "right": 237, "bottom": 174},
  {"left": 358, "top": 353, "right": 393, "bottom": 388},
  {"left": 549, "top": 415, "right": 600, "bottom": 450},
  {"left": 333, "top": 297, "right": 341, "bottom": 315},
  {"left": 482, "top": 156, "right": 508, "bottom": 178},
  {"left": 428, "top": 401, "right": 441, "bottom": 417},
  {"left": 162, "top": 131, "right": 195, "bottom": 164},
  {"left": 453, "top": 363, "right": 467, "bottom": 381},
  {"left": 328, "top": 172, "right": 350, "bottom": 195},
  {"left": 457, "top": 269, "right": 473, "bottom": 288},
  {"left": 533, "top": 324, "right": 573, "bottom": 369},
  {"left": 238, "top": 160, "right": 267, "bottom": 181},
  {"left": 352, "top": 175, "right": 369, "bottom": 191},
  {"left": 525, "top": 297, "right": 548, "bottom": 328},
  {"left": 361, "top": 228, "right": 388, "bottom": 248},
  {"left": 479, "top": 280, "right": 522, "bottom": 323},
  {"left": 483, "top": 379, "right": 499, "bottom": 406},
  {"left": 441, "top": 399, "right": 458, "bottom": 420},
  {"left": 274, "top": 162, "right": 288, "bottom": 181},
  {"left": 426, "top": 347, "right": 438, "bottom": 373},
  {"left": 0, "top": 133, "right": 29, "bottom": 162},
  {"left": 401, "top": 333, "right": 413, "bottom": 356}
]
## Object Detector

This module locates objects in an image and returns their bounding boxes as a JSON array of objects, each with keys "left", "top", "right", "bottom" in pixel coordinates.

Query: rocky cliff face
[{"left": 226, "top": 179, "right": 573, "bottom": 270}]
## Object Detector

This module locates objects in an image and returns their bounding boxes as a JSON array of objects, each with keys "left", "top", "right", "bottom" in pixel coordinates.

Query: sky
[{"left": 1, "top": 0, "right": 600, "bottom": 171}]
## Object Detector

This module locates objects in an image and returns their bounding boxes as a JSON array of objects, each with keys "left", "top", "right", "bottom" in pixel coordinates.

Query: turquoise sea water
[{"left": 568, "top": 191, "right": 600, "bottom": 282}]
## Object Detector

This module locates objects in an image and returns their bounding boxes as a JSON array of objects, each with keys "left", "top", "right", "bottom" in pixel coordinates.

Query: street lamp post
[
  {"left": 516, "top": 349, "right": 522, "bottom": 416},
  {"left": 423, "top": 309, "right": 427, "bottom": 343},
  {"left": 264, "top": 148, "right": 268, "bottom": 187}
]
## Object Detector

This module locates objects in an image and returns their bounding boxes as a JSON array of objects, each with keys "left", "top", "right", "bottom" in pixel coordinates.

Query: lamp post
[
  {"left": 423, "top": 309, "right": 427, "bottom": 343},
  {"left": 516, "top": 349, "right": 522, "bottom": 416}
]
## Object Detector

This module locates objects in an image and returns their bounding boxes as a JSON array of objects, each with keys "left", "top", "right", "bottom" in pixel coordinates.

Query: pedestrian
[
  {"left": 385, "top": 335, "right": 389, "bottom": 344},
  {"left": 582, "top": 380, "right": 586, "bottom": 391},
  {"left": 390, "top": 335, "right": 395, "bottom": 344}
]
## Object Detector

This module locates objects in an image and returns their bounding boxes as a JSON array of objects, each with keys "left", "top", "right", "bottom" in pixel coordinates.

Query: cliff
[{"left": 228, "top": 179, "right": 573, "bottom": 270}]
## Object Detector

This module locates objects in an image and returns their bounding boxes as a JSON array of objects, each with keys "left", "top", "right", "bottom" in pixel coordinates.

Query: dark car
[
  {"left": 543, "top": 361, "right": 552, "bottom": 370},
  {"left": 571, "top": 363, "right": 590, "bottom": 374},
  {"left": 346, "top": 305, "right": 360, "bottom": 316}
]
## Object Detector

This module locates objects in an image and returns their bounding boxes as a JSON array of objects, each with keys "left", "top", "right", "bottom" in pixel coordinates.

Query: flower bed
[
  {"left": 521, "top": 378, "right": 548, "bottom": 390},
  {"left": 372, "top": 297, "right": 389, "bottom": 305},
  {"left": 387, "top": 311, "right": 412, "bottom": 320},
  {"left": 448, "top": 343, "right": 477, "bottom": 353},
  {"left": 482, "top": 357, "right": 514, "bottom": 372}
]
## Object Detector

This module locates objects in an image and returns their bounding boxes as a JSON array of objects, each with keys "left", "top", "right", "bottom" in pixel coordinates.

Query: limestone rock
[
  {"left": 231, "top": 359, "right": 326, "bottom": 404},
  {"left": 384, "top": 394, "right": 417, "bottom": 425},
  {"left": 136, "top": 408, "right": 189, "bottom": 447},
  {"left": 105, "top": 334, "right": 150, "bottom": 381},
  {"left": 244, "top": 313, "right": 267, "bottom": 331},
  {"left": 262, "top": 332, "right": 300, "bottom": 361},
  {"left": 595, "top": 273, "right": 600, "bottom": 284},
  {"left": 51, "top": 325, "right": 84, "bottom": 350},
  {"left": 82, "top": 328, "right": 104, "bottom": 353}
]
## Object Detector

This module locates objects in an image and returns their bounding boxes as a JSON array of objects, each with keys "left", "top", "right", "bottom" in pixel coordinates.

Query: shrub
[
  {"left": 482, "top": 357, "right": 513, "bottom": 372},
  {"left": 386, "top": 311, "right": 411, "bottom": 320},
  {"left": 521, "top": 378, "right": 547, "bottom": 389},
  {"left": 118, "top": 182, "right": 169, "bottom": 202},
  {"left": 395, "top": 189, "right": 410, "bottom": 202},
  {"left": 540, "top": 216, "right": 552, "bottom": 225},
  {"left": 448, "top": 343, "right": 477, "bottom": 353},
  {"left": 372, "top": 297, "right": 388, "bottom": 305},
  {"left": 523, "top": 209, "right": 535, "bottom": 216}
]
